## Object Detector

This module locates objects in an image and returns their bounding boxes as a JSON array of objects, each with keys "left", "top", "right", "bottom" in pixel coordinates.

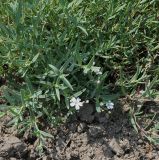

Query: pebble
[
  {"left": 69, "top": 123, "right": 77, "bottom": 132},
  {"left": 120, "top": 139, "right": 130, "bottom": 152},
  {"left": 109, "top": 138, "right": 124, "bottom": 156},
  {"left": 151, "top": 151, "right": 158, "bottom": 159},
  {"left": 42, "top": 156, "right": 49, "bottom": 160},
  {"left": 138, "top": 139, "right": 143, "bottom": 144},
  {"left": 77, "top": 123, "right": 86, "bottom": 133},
  {"left": 134, "top": 150, "right": 140, "bottom": 158},
  {"left": 9, "top": 158, "right": 16, "bottom": 160},
  {"left": 70, "top": 150, "right": 79, "bottom": 158},
  {"left": 88, "top": 125, "right": 105, "bottom": 137}
]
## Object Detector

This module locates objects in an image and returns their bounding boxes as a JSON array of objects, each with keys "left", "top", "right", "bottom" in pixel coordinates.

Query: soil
[{"left": 0, "top": 101, "right": 159, "bottom": 160}]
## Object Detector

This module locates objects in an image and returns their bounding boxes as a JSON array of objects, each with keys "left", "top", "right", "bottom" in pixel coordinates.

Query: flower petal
[
  {"left": 70, "top": 102, "right": 75, "bottom": 107},
  {"left": 76, "top": 97, "right": 81, "bottom": 103},
  {"left": 107, "top": 104, "right": 114, "bottom": 109},
  {"left": 106, "top": 101, "right": 114, "bottom": 109},
  {"left": 78, "top": 102, "right": 83, "bottom": 107},
  {"left": 75, "top": 105, "right": 80, "bottom": 110},
  {"left": 100, "top": 102, "right": 104, "bottom": 106},
  {"left": 70, "top": 97, "right": 76, "bottom": 103},
  {"left": 85, "top": 100, "right": 89, "bottom": 103}
]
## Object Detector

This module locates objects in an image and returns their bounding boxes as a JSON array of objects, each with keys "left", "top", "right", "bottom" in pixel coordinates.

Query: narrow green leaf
[
  {"left": 0, "top": 111, "right": 5, "bottom": 118},
  {"left": 73, "top": 88, "right": 86, "bottom": 97},
  {"left": 49, "top": 64, "right": 59, "bottom": 74},
  {"left": 155, "top": 123, "right": 159, "bottom": 130},
  {"left": 25, "top": 76, "right": 34, "bottom": 94},
  {"left": 87, "top": 56, "right": 94, "bottom": 69},
  {"left": 55, "top": 87, "right": 60, "bottom": 101},
  {"left": 60, "top": 57, "right": 72, "bottom": 72},
  {"left": 116, "top": 4, "right": 126, "bottom": 12},
  {"left": 77, "top": 26, "right": 88, "bottom": 36},
  {"left": 152, "top": 44, "right": 159, "bottom": 51},
  {"left": 130, "top": 117, "right": 138, "bottom": 133},
  {"left": 65, "top": 97, "right": 70, "bottom": 109},
  {"left": 61, "top": 75, "right": 73, "bottom": 90},
  {"left": 40, "top": 130, "right": 54, "bottom": 138},
  {"left": 0, "top": 104, "right": 12, "bottom": 111},
  {"left": 31, "top": 53, "right": 40, "bottom": 63},
  {"left": 96, "top": 99, "right": 101, "bottom": 113}
]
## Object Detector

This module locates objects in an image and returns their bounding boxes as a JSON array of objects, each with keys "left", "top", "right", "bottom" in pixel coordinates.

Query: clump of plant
[{"left": 0, "top": 0, "right": 159, "bottom": 148}]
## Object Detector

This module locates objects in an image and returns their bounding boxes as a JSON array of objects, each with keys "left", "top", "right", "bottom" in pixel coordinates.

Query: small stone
[
  {"left": 55, "top": 138, "right": 66, "bottom": 153},
  {"left": 69, "top": 123, "right": 77, "bottom": 132},
  {"left": 124, "top": 154, "right": 128, "bottom": 159},
  {"left": 151, "top": 151, "right": 157, "bottom": 159},
  {"left": 88, "top": 125, "right": 105, "bottom": 137},
  {"left": 77, "top": 123, "right": 86, "bottom": 133},
  {"left": 71, "top": 150, "right": 79, "bottom": 158},
  {"left": 138, "top": 139, "right": 143, "bottom": 144},
  {"left": 87, "top": 148, "right": 94, "bottom": 158},
  {"left": 82, "top": 156, "right": 91, "bottom": 160},
  {"left": 134, "top": 150, "right": 140, "bottom": 158},
  {"left": 9, "top": 158, "right": 16, "bottom": 160},
  {"left": 120, "top": 139, "right": 130, "bottom": 152},
  {"left": 29, "top": 149, "right": 37, "bottom": 159},
  {"left": 109, "top": 138, "right": 124, "bottom": 156},
  {"left": 42, "top": 156, "right": 50, "bottom": 160}
]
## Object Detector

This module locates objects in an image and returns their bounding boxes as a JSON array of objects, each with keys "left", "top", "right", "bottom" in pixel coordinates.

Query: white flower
[
  {"left": 70, "top": 97, "right": 83, "bottom": 110},
  {"left": 97, "top": 80, "right": 100, "bottom": 84},
  {"left": 95, "top": 68, "right": 100, "bottom": 72},
  {"left": 98, "top": 71, "right": 102, "bottom": 75},
  {"left": 106, "top": 100, "right": 114, "bottom": 110},
  {"left": 100, "top": 102, "right": 104, "bottom": 106},
  {"left": 94, "top": 68, "right": 102, "bottom": 75},
  {"left": 93, "top": 62, "right": 95, "bottom": 65},
  {"left": 85, "top": 100, "right": 89, "bottom": 103},
  {"left": 84, "top": 58, "right": 87, "bottom": 62},
  {"left": 91, "top": 66, "right": 103, "bottom": 75}
]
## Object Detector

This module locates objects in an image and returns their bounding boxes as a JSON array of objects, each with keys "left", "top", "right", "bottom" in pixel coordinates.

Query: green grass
[{"left": 0, "top": 0, "right": 159, "bottom": 148}]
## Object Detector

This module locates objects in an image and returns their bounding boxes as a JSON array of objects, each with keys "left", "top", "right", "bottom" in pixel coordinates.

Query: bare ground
[{"left": 0, "top": 101, "right": 159, "bottom": 160}]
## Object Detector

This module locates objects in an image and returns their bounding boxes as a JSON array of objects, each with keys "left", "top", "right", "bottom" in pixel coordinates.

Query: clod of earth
[
  {"left": 0, "top": 136, "right": 27, "bottom": 158},
  {"left": 77, "top": 103, "right": 95, "bottom": 123},
  {"left": 109, "top": 138, "right": 124, "bottom": 156}
]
